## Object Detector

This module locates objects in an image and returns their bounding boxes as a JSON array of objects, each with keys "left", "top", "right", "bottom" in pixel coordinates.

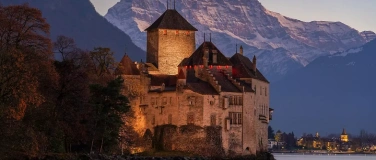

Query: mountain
[
  {"left": 104, "top": 0, "right": 375, "bottom": 81},
  {"left": 0, "top": 0, "right": 144, "bottom": 61},
  {"left": 361, "top": 31, "right": 376, "bottom": 42},
  {"left": 271, "top": 39, "right": 376, "bottom": 135}
]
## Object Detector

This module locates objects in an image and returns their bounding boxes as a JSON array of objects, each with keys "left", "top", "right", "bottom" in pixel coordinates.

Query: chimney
[
  {"left": 161, "top": 83, "right": 165, "bottom": 91},
  {"left": 239, "top": 45, "right": 243, "bottom": 55},
  {"left": 212, "top": 50, "right": 218, "bottom": 64},
  {"left": 252, "top": 55, "right": 257, "bottom": 73},
  {"left": 203, "top": 48, "right": 209, "bottom": 67}
]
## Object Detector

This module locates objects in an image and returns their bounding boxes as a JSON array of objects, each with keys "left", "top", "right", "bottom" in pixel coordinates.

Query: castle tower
[
  {"left": 340, "top": 128, "right": 349, "bottom": 142},
  {"left": 145, "top": 7, "right": 197, "bottom": 75}
]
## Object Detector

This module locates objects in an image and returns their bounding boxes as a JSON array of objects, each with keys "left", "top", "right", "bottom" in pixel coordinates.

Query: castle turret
[{"left": 145, "top": 6, "right": 197, "bottom": 75}]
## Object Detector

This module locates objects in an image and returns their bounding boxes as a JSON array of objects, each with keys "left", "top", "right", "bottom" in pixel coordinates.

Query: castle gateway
[{"left": 117, "top": 6, "right": 273, "bottom": 156}]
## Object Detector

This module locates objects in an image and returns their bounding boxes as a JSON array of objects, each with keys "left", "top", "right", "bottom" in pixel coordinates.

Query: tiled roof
[
  {"left": 179, "top": 42, "right": 233, "bottom": 67},
  {"left": 145, "top": 63, "right": 159, "bottom": 71},
  {"left": 184, "top": 69, "right": 218, "bottom": 95},
  {"left": 230, "top": 53, "right": 269, "bottom": 83},
  {"left": 186, "top": 81, "right": 219, "bottom": 95},
  {"left": 212, "top": 69, "right": 241, "bottom": 93},
  {"left": 237, "top": 79, "right": 255, "bottom": 92},
  {"left": 145, "top": 9, "right": 197, "bottom": 31},
  {"left": 115, "top": 54, "right": 140, "bottom": 75}
]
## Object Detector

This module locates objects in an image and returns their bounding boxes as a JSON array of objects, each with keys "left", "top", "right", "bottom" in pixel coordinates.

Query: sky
[{"left": 90, "top": 0, "right": 376, "bottom": 32}]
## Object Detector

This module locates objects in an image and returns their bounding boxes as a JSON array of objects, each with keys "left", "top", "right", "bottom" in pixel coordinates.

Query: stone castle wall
[
  {"left": 153, "top": 124, "right": 224, "bottom": 156},
  {"left": 146, "top": 30, "right": 159, "bottom": 66},
  {"left": 157, "top": 29, "right": 195, "bottom": 75},
  {"left": 252, "top": 79, "right": 270, "bottom": 151}
]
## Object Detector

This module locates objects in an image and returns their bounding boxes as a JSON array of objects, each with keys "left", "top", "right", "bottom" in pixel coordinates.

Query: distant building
[
  {"left": 341, "top": 128, "right": 349, "bottom": 142},
  {"left": 297, "top": 129, "right": 352, "bottom": 151},
  {"left": 117, "top": 6, "right": 273, "bottom": 156},
  {"left": 297, "top": 133, "right": 322, "bottom": 149}
]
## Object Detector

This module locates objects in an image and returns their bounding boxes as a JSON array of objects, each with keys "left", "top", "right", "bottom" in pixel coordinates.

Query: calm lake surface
[{"left": 274, "top": 154, "right": 376, "bottom": 160}]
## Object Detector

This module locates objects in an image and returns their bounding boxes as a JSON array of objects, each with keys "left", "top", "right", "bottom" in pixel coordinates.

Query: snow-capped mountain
[
  {"left": 105, "top": 0, "right": 375, "bottom": 81},
  {"left": 360, "top": 31, "right": 376, "bottom": 42}
]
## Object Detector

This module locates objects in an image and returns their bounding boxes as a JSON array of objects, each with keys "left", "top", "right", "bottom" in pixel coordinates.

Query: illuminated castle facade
[{"left": 117, "top": 8, "right": 272, "bottom": 155}]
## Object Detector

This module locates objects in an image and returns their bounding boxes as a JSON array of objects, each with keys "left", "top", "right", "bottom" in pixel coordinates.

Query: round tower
[{"left": 145, "top": 7, "right": 197, "bottom": 75}]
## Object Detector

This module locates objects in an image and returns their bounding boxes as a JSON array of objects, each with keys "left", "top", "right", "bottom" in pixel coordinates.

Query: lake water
[{"left": 274, "top": 154, "right": 376, "bottom": 160}]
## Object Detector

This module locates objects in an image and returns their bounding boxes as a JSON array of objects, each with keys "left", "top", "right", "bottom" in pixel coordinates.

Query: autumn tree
[
  {"left": 50, "top": 35, "right": 93, "bottom": 153},
  {"left": 89, "top": 47, "right": 117, "bottom": 85},
  {"left": 0, "top": 4, "right": 56, "bottom": 120},
  {"left": 0, "top": 4, "right": 58, "bottom": 158}
]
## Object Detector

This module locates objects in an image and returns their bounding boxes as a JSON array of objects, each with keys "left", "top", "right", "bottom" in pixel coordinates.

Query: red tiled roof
[{"left": 115, "top": 54, "right": 140, "bottom": 75}]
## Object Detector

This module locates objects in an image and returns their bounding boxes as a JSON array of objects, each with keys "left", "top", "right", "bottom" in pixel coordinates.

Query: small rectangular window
[
  {"left": 187, "top": 113, "right": 194, "bottom": 125},
  {"left": 152, "top": 115, "right": 155, "bottom": 125},
  {"left": 175, "top": 30, "right": 179, "bottom": 35},
  {"left": 265, "top": 87, "right": 268, "bottom": 96},
  {"left": 210, "top": 115, "right": 216, "bottom": 126},
  {"left": 239, "top": 96, "right": 243, "bottom": 105},
  {"left": 229, "top": 96, "right": 234, "bottom": 105},
  {"left": 260, "top": 86, "right": 262, "bottom": 95},
  {"left": 237, "top": 113, "right": 242, "bottom": 124},
  {"left": 162, "top": 97, "right": 167, "bottom": 105},
  {"left": 163, "top": 30, "right": 167, "bottom": 35},
  {"left": 254, "top": 85, "right": 257, "bottom": 94},
  {"left": 229, "top": 112, "right": 242, "bottom": 125},
  {"left": 168, "top": 114, "right": 172, "bottom": 124},
  {"left": 186, "top": 31, "right": 190, "bottom": 36},
  {"left": 189, "top": 96, "right": 196, "bottom": 106}
]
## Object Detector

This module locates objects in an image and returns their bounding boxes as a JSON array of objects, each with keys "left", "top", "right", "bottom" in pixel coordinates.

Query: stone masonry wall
[
  {"left": 153, "top": 124, "right": 224, "bottom": 157},
  {"left": 158, "top": 29, "right": 195, "bottom": 75},
  {"left": 242, "top": 91, "right": 257, "bottom": 155},
  {"left": 147, "top": 30, "right": 159, "bottom": 66},
  {"left": 252, "top": 79, "right": 269, "bottom": 151}
]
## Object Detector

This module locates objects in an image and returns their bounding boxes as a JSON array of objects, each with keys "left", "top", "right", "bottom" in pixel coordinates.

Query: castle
[{"left": 117, "top": 7, "right": 273, "bottom": 155}]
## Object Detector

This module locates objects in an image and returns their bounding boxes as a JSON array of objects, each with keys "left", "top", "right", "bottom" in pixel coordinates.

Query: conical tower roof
[
  {"left": 342, "top": 128, "right": 347, "bottom": 135},
  {"left": 115, "top": 54, "right": 140, "bottom": 75}
]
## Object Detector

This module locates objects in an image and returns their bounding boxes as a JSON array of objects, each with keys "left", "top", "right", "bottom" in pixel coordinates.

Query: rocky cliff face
[{"left": 105, "top": 0, "right": 375, "bottom": 81}]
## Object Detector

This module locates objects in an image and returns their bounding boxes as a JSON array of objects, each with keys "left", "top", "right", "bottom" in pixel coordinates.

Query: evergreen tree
[
  {"left": 268, "top": 126, "right": 275, "bottom": 139},
  {"left": 89, "top": 77, "right": 130, "bottom": 153}
]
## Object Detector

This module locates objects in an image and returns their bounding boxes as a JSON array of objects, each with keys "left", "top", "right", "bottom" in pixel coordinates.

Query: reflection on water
[{"left": 274, "top": 154, "right": 376, "bottom": 160}]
